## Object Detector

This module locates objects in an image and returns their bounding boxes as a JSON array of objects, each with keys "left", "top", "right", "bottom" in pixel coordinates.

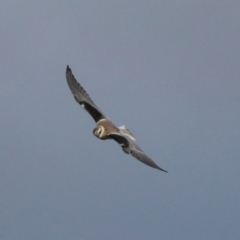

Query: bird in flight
[{"left": 66, "top": 65, "right": 168, "bottom": 172}]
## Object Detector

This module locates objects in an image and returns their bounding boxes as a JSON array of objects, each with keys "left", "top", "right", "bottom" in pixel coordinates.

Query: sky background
[{"left": 1, "top": 1, "right": 240, "bottom": 239}]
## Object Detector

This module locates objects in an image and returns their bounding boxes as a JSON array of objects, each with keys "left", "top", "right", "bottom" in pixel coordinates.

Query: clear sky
[{"left": 0, "top": 1, "right": 240, "bottom": 239}]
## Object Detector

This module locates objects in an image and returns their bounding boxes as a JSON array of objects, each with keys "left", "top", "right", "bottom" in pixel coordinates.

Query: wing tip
[
  {"left": 66, "top": 65, "right": 74, "bottom": 81},
  {"left": 66, "top": 65, "right": 71, "bottom": 73},
  {"left": 157, "top": 166, "right": 168, "bottom": 173}
]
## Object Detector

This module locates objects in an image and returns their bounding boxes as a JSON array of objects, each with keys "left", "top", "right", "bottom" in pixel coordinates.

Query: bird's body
[
  {"left": 66, "top": 65, "right": 168, "bottom": 172},
  {"left": 94, "top": 119, "right": 120, "bottom": 139}
]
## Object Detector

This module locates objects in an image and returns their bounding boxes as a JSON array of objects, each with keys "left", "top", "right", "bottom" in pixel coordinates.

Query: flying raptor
[{"left": 66, "top": 65, "right": 168, "bottom": 172}]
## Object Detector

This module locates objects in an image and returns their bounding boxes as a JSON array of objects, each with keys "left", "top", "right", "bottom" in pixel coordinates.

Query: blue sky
[{"left": 0, "top": 1, "right": 240, "bottom": 239}]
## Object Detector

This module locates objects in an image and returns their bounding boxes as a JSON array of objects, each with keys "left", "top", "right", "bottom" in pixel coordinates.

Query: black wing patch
[
  {"left": 109, "top": 133, "right": 129, "bottom": 147},
  {"left": 66, "top": 65, "right": 106, "bottom": 123}
]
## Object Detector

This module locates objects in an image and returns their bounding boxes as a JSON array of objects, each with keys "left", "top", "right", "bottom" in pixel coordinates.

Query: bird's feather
[{"left": 66, "top": 65, "right": 106, "bottom": 123}]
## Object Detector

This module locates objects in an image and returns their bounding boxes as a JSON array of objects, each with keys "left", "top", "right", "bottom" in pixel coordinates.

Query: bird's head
[{"left": 93, "top": 125, "right": 105, "bottom": 139}]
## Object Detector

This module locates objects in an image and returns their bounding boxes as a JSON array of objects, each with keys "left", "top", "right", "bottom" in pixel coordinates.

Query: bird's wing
[
  {"left": 129, "top": 140, "right": 168, "bottom": 172},
  {"left": 66, "top": 65, "right": 106, "bottom": 123},
  {"left": 109, "top": 133, "right": 168, "bottom": 172},
  {"left": 109, "top": 133, "right": 129, "bottom": 147}
]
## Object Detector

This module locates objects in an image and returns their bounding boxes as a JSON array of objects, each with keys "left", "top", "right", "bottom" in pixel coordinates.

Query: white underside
[
  {"left": 118, "top": 125, "right": 136, "bottom": 141},
  {"left": 80, "top": 103, "right": 85, "bottom": 108}
]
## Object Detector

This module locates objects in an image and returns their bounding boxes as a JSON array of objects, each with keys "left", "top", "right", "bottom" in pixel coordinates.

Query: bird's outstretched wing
[
  {"left": 109, "top": 133, "right": 168, "bottom": 172},
  {"left": 66, "top": 65, "right": 106, "bottom": 123},
  {"left": 130, "top": 141, "right": 168, "bottom": 172}
]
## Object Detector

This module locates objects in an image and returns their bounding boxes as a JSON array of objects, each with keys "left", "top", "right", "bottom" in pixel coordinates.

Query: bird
[{"left": 65, "top": 65, "right": 168, "bottom": 172}]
